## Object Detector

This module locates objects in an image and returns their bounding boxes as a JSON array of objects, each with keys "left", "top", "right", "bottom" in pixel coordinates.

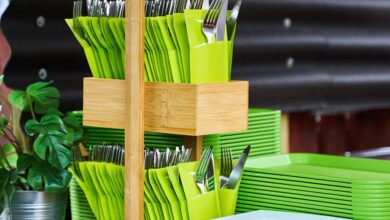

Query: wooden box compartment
[{"left": 83, "top": 77, "right": 248, "bottom": 136}]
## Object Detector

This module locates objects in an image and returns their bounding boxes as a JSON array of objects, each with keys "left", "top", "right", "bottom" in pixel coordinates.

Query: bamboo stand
[
  {"left": 77, "top": 0, "right": 250, "bottom": 219},
  {"left": 124, "top": 0, "right": 144, "bottom": 218}
]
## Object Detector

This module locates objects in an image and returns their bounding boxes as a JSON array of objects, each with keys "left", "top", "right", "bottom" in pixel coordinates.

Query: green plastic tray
[
  {"left": 235, "top": 199, "right": 390, "bottom": 217},
  {"left": 245, "top": 154, "right": 390, "bottom": 185}
]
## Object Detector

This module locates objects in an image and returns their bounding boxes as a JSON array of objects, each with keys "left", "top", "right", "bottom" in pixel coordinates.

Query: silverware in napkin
[{"left": 226, "top": 145, "right": 251, "bottom": 189}]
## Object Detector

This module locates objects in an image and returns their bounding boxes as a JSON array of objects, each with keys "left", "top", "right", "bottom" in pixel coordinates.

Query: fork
[
  {"left": 202, "top": 0, "right": 225, "bottom": 43},
  {"left": 220, "top": 146, "right": 233, "bottom": 189},
  {"left": 195, "top": 147, "right": 212, "bottom": 194}
]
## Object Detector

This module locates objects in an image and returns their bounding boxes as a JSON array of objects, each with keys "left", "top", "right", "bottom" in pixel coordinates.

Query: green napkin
[
  {"left": 148, "top": 169, "right": 174, "bottom": 219},
  {"left": 80, "top": 17, "right": 114, "bottom": 79},
  {"left": 184, "top": 10, "right": 229, "bottom": 83},
  {"left": 65, "top": 19, "right": 101, "bottom": 78},
  {"left": 155, "top": 167, "right": 183, "bottom": 219},
  {"left": 144, "top": 170, "right": 164, "bottom": 219},
  {"left": 172, "top": 13, "right": 191, "bottom": 83},
  {"left": 167, "top": 15, "right": 185, "bottom": 83},
  {"left": 167, "top": 165, "right": 190, "bottom": 220},
  {"left": 145, "top": 18, "right": 162, "bottom": 82},
  {"left": 178, "top": 162, "right": 221, "bottom": 220},
  {"left": 214, "top": 159, "right": 241, "bottom": 217},
  {"left": 157, "top": 16, "right": 183, "bottom": 83}
]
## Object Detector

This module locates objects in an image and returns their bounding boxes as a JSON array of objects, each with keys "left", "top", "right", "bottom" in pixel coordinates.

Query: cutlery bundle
[
  {"left": 67, "top": 0, "right": 241, "bottom": 83},
  {"left": 160, "top": 146, "right": 251, "bottom": 220}
]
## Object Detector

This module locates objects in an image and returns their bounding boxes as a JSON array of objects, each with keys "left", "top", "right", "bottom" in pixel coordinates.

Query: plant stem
[
  {"left": 2, "top": 130, "right": 22, "bottom": 155},
  {"left": 4, "top": 127, "right": 22, "bottom": 154},
  {"left": 26, "top": 96, "right": 36, "bottom": 121}
]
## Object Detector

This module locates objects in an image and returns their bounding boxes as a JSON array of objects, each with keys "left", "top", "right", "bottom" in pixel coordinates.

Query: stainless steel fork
[
  {"left": 202, "top": 0, "right": 224, "bottom": 43},
  {"left": 220, "top": 146, "right": 233, "bottom": 189},
  {"left": 195, "top": 147, "right": 212, "bottom": 194}
]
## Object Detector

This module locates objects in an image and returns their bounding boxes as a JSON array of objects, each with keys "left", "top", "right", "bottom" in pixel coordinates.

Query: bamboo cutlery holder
[{"left": 83, "top": 77, "right": 249, "bottom": 136}]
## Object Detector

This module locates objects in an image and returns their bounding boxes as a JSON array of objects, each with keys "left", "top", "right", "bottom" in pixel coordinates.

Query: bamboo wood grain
[
  {"left": 83, "top": 78, "right": 249, "bottom": 136},
  {"left": 124, "top": 0, "right": 144, "bottom": 217}
]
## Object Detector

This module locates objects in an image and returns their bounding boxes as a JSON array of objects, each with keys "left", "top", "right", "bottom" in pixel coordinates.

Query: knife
[
  {"left": 216, "top": 0, "right": 228, "bottom": 41},
  {"left": 226, "top": 145, "right": 251, "bottom": 189}
]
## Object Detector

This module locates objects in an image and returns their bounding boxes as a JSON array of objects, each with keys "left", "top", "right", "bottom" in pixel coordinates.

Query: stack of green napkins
[
  {"left": 236, "top": 154, "right": 390, "bottom": 219},
  {"left": 203, "top": 109, "right": 281, "bottom": 159},
  {"left": 66, "top": 10, "right": 235, "bottom": 83},
  {"left": 70, "top": 162, "right": 124, "bottom": 220}
]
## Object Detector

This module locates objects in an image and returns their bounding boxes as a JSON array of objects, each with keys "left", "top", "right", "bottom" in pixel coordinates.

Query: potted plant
[{"left": 0, "top": 78, "right": 84, "bottom": 219}]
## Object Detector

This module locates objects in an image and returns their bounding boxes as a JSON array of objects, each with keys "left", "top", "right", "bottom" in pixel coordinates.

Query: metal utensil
[
  {"left": 216, "top": 0, "right": 228, "bottom": 41},
  {"left": 202, "top": 0, "right": 225, "bottom": 43},
  {"left": 205, "top": 146, "right": 215, "bottom": 191},
  {"left": 220, "top": 146, "right": 233, "bottom": 189},
  {"left": 226, "top": 145, "right": 251, "bottom": 189},
  {"left": 195, "top": 147, "right": 212, "bottom": 194},
  {"left": 226, "top": 0, "right": 241, "bottom": 40}
]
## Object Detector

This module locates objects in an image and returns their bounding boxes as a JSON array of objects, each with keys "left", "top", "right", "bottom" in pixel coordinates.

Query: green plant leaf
[
  {"left": 17, "top": 154, "right": 71, "bottom": 192},
  {"left": 8, "top": 91, "right": 28, "bottom": 112},
  {"left": 46, "top": 108, "right": 64, "bottom": 117},
  {"left": 17, "top": 154, "right": 33, "bottom": 172},
  {"left": 0, "top": 144, "right": 18, "bottom": 169},
  {"left": 9, "top": 81, "right": 61, "bottom": 115},
  {"left": 63, "top": 115, "right": 84, "bottom": 145},
  {"left": 27, "top": 81, "right": 60, "bottom": 115},
  {"left": 25, "top": 115, "right": 70, "bottom": 169}
]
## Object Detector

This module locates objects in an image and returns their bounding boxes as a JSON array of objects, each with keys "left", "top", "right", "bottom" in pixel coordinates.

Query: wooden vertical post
[
  {"left": 124, "top": 0, "right": 144, "bottom": 218},
  {"left": 183, "top": 136, "right": 203, "bottom": 161},
  {"left": 281, "top": 113, "right": 289, "bottom": 154}
]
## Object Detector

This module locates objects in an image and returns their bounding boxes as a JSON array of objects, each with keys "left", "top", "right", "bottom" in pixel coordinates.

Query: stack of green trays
[
  {"left": 69, "top": 178, "right": 96, "bottom": 220},
  {"left": 236, "top": 154, "right": 390, "bottom": 220},
  {"left": 203, "top": 109, "right": 281, "bottom": 159}
]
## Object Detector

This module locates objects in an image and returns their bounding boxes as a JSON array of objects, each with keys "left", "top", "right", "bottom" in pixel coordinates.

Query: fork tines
[{"left": 202, "top": 0, "right": 224, "bottom": 43}]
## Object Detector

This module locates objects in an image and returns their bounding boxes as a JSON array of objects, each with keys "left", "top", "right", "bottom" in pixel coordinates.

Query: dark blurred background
[{"left": 3, "top": 0, "right": 390, "bottom": 155}]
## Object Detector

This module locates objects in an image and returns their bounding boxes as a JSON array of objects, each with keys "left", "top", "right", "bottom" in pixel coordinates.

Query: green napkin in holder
[
  {"left": 184, "top": 10, "right": 230, "bottom": 84},
  {"left": 178, "top": 162, "right": 221, "bottom": 220},
  {"left": 65, "top": 19, "right": 101, "bottom": 78}
]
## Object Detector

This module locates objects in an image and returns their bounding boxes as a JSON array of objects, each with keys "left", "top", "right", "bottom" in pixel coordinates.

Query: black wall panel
[{"left": 3, "top": 0, "right": 390, "bottom": 112}]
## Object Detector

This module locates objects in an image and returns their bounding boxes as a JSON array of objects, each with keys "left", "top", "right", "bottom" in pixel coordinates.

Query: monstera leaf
[
  {"left": 17, "top": 154, "right": 71, "bottom": 192},
  {"left": 25, "top": 114, "right": 71, "bottom": 169},
  {"left": 8, "top": 81, "right": 60, "bottom": 115},
  {"left": 63, "top": 114, "right": 85, "bottom": 145}
]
